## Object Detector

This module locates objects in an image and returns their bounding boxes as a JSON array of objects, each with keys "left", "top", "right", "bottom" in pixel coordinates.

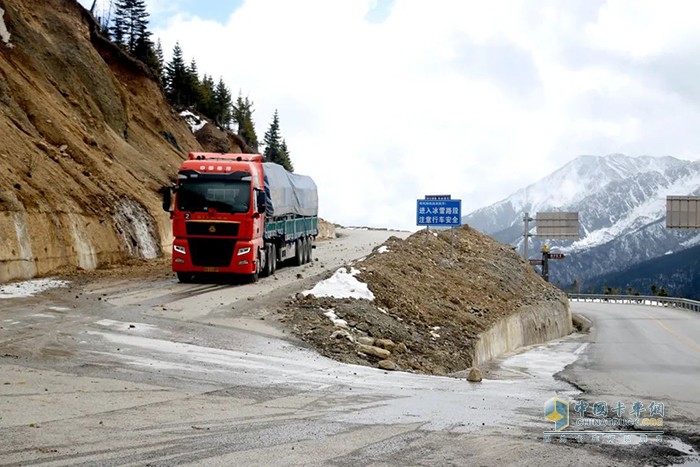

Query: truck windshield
[{"left": 177, "top": 180, "right": 251, "bottom": 213}]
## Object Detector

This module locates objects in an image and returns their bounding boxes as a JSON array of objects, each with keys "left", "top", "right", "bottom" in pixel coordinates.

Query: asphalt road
[
  {"left": 564, "top": 301, "right": 700, "bottom": 442},
  {"left": 0, "top": 232, "right": 698, "bottom": 466}
]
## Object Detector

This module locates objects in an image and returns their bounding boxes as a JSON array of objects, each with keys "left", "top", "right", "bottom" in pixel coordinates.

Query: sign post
[{"left": 417, "top": 196, "right": 462, "bottom": 259}]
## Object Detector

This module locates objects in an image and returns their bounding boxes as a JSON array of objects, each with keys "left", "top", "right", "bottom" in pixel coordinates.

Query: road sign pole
[
  {"left": 451, "top": 226, "right": 454, "bottom": 259},
  {"left": 542, "top": 249, "right": 549, "bottom": 282},
  {"left": 523, "top": 212, "right": 533, "bottom": 259}
]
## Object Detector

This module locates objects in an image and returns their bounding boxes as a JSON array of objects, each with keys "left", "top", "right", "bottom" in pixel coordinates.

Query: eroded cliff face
[{"left": 0, "top": 0, "right": 240, "bottom": 281}]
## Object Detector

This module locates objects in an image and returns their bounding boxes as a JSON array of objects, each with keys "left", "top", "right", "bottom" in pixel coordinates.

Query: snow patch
[
  {"left": 0, "top": 8, "right": 14, "bottom": 48},
  {"left": 322, "top": 308, "right": 348, "bottom": 328},
  {"left": 376, "top": 245, "right": 389, "bottom": 254},
  {"left": 303, "top": 267, "right": 375, "bottom": 300},
  {"left": 180, "top": 111, "right": 206, "bottom": 133},
  {"left": 0, "top": 279, "right": 69, "bottom": 299}
]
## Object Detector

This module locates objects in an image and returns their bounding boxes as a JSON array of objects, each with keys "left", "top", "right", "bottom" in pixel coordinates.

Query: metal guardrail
[{"left": 568, "top": 294, "right": 700, "bottom": 312}]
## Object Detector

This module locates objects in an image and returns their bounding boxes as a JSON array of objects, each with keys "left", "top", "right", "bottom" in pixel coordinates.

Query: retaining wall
[{"left": 473, "top": 298, "right": 572, "bottom": 365}]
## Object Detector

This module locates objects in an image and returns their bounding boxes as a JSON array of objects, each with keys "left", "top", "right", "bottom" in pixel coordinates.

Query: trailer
[{"left": 162, "top": 153, "right": 318, "bottom": 282}]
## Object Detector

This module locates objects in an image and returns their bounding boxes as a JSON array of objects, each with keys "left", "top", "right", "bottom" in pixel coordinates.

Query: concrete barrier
[{"left": 473, "top": 298, "right": 572, "bottom": 365}]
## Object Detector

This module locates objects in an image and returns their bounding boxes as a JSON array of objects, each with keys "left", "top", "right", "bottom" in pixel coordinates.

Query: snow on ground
[
  {"left": 0, "top": 279, "right": 69, "bottom": 299},
  {"left": 376, "top": 246, "right": 389, "bottom": 253},
  {"left": 179, "top": 110, "right": 206, "bottom": 133},
  {"left": 322, "top": 309, "right": 348, "bottom": 328},
  {"left": 303, "top": 267, "right": 375, "bottom": 300}
]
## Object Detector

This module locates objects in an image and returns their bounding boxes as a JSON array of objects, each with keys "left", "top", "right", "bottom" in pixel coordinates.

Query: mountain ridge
[{"left": 463, "top": 154, "right": 700, "bottom": 289}]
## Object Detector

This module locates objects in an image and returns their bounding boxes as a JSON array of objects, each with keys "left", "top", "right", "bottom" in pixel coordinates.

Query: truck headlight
[
  {"left": 173, "top": 245, "right": 186, "bottom": 255},
  {"left": 237, "top": 247, "right": 251, "bottom": 256}
]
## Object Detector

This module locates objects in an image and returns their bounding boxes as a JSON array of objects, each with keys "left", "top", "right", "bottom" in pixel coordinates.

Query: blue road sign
[{"left": 417, "top": 199, "right": 462, "bottom": 227}]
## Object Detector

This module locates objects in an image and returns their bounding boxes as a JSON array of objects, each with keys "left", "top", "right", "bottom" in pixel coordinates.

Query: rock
[
  {"left": 374, "top": 338, "right": 396, "bottom": 351},
  {"left": 357, "top": 336, "right": 375, "bottom": 346},
  {"left": 378, "top": 360, "right": 397, "bottom": 371},
  {"left": 330, "top": 330, "right": 354, "bottom": 342},
  {"left": 58, "top": 144, "right": 68, "bottom": 153},
  {"left": 467, "top": 367, "right": 482, "bottom": 382},
  {"left": 356, "top": 344, "right": 391, "bottom": 360},
  {"left": 394, "top": 342, "right": 408, "bottom": 353}
]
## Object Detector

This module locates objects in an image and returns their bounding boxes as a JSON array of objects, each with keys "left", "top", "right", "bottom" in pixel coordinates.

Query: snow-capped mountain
[{"left": 463, "top": 154, "right": 700, "bottom": 286}]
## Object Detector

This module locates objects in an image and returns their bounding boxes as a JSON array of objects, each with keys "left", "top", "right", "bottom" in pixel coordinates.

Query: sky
[{"left": 79, "top": 0, "right": 700, "bottom": 231}]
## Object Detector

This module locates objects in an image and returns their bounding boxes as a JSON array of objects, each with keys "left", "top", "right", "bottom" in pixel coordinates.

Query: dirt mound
[{"left": 284, "top": 226, "right": 567, "bottom": 375}]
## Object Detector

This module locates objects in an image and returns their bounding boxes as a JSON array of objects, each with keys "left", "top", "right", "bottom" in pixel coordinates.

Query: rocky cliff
[{"left": 0, "top": 0, "right": 242, "bottom": 282}]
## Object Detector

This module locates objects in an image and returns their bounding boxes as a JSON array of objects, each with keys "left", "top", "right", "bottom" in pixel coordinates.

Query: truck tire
[
  {"left": 177, "top": 272, "right": 195, "bottom": 283},
  {"left": 248, "top": 250, "right": 260, "bottom": 283},
  {"left": 261, "top": 244, "right": 273, "bottom": 277},
  {"left": 307, "top": 238, "right": 313, "bottom": 262},
  {"left": 294, "top": 238, "right": 303, "bottom": 266},
  {"left": 300, "top": 237, "right": 308, "bottom": 264},
  {"left": 270, "top": 244, "right": 277, "bottom": 274},
  {"left": 303, "top": 237, "right": 310, "bottom": 264}
]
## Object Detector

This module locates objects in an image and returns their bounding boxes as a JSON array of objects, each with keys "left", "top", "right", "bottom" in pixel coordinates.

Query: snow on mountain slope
[{"left": 463, "top": 154, "right": 700, "bottom": 286}]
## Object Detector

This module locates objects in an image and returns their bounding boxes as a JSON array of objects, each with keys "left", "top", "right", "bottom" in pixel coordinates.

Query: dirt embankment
[
  {"left": 0, "top": 0, "right": 243, "bottom": 283},
  {"left": 284, "top": 226, "right": 570, "bottom": 375}
]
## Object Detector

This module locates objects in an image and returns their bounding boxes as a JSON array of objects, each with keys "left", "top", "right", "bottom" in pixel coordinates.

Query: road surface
[
  {"left": 564, "top": 300, "right": 700, "bottom": 451},
  {"left": 0, "top": 230, "right": 698, "bottom": 465}
]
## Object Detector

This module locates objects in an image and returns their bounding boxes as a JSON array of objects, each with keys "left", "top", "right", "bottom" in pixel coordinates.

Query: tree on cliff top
[
  {"left": 233, "top": 94, "right": 259, "bottom": 152},
  {"left": 263, "top": 110, "right": 294, "bottom": 172}
]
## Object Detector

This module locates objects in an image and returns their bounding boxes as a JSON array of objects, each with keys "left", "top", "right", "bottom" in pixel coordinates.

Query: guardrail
[{"left": 568, "top": 294, "right": 700, "bottom": 312}]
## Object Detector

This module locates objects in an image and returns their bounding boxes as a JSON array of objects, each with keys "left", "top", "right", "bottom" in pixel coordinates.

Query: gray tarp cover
[{"left": 263, "top": 162, "right": 318, "bottom": 217}]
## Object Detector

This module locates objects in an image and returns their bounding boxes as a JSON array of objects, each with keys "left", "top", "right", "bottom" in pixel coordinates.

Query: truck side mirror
[
  {"left": 256, "top": 189, "right": 266, "bottom": 214},
  {"left": 161, "top": 186, "right": 172, "bottom": 212}
]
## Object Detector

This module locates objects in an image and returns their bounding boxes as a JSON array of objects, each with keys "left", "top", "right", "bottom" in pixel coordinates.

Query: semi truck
[{"left": 161, "top": 152, "right": 318, "bottom": 283}]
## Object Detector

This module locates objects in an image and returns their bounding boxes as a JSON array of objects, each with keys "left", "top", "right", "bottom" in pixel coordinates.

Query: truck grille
[
  {"left": 188, "top": 239, "right": 235, "bottom": 267},
  {"left": 186, "top": 221, "right": 239, "bottom": 236}
]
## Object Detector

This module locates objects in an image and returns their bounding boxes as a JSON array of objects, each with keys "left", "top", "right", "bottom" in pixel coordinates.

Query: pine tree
[
  {"left": 213, "top": 78, "right": 233, "bottom": 127},
  {"left": 279, "top": 139, "right": 294, "bottom": 172},
  {"left": 165, "top": 42, "right": 189, "bottom": 106},
  {"left": 233, "top": 94, "right": 259, "bottom": 151},
  {"left": 199, "top": 75, "right": 217, "bottom": 119},
  {"left": 186, "top": 59, "right": 202, "bottom": 108},
  {"left": 263, "top": 110, "right": 294, "bottom": 172},
  {"left": 155, "top": 39, "right": 165, "bottom": 86},
  {"left": 111, "top": 0, "right": 150, "bottom": 54},
  {"left": 263, "top": 110, "right": 281, "bottom": 163}
]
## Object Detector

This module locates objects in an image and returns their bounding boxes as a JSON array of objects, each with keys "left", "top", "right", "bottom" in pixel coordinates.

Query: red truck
[{"left": 162, "top": 153, "right": 318, "bottom": 283}]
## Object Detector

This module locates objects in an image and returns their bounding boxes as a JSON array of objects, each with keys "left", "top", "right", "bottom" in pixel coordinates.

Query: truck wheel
[
  {"left": 304, "top": 237, "right": 311, "bottom": 263},
  {"left": 300, "top": 237, "right": 307, "bottom": 264},
  {"left": 307, "top": 238, "right": 313, "bottom": 262},
  {"left": 270, "top": 244, "right": 277, "bottom": 274},
  {"left": 249, "top": 256, "right": 259, "bottom": 283},
  {"left": 261, "top": 244, "right": 273, "bottom": 277},
  {"left": 294, "top": 238, "right": 303, "bottom": 266},
  {"left": 177, "top": 272, "right": 195, "bottom": 283}
]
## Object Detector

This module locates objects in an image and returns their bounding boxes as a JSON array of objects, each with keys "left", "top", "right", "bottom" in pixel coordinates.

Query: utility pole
[{"left": 523, "top": 212, "right": 534, "bottom": 259}]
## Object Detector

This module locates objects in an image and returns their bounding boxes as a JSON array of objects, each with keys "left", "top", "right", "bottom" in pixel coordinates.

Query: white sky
[{"left": 80, "top": 0, "right": 700, "bottom": 231}]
